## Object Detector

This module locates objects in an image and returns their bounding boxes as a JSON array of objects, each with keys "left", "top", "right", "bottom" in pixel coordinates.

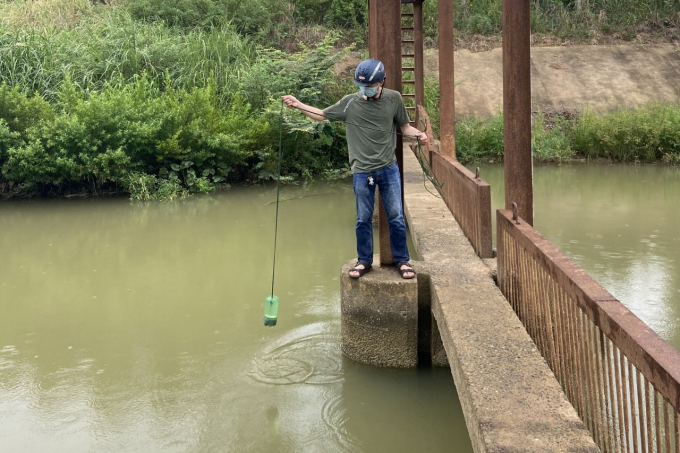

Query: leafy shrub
[
  {"left": 0, "top": 38, "right": 353, "bottom": 197},
  {"left": 0, "top": 74, "right": 272, "bottom": 194},
  {"left": 532, "top": 112, "right": 574, "bottom": 162},
  {"left": 455, "top": 114, "right": 505, "bottom": 163},
  {"left": 291, "top": 0, "right": 367, "bottom": 29},
  {"left": 0, "top": 119, "right": 22, "bottom": 168},
  {"left": 121, "top": 172, "right": 188, "bottom": 201},
  {"left": 448, "top": 103, "right": 680, "bottom": 165},
  {"left": 0, "top": 84, "right": 55, "bottom": 137},
  {"left": 239, "top": 34, "right": 350, "bottom": 179},
  {"left": 466, "top": 14, "right": 496, "bottom": 35},
  {"left": 326, "top": 0, "right": 368, "bottom": 29}
]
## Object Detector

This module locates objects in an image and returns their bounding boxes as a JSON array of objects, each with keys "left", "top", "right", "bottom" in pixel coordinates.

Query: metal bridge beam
[
  {"left": 503, "top": 0, "right": 533, "bottom": 225},
  {"left": 369, "top": 0, "right": 403, "bottom": 265},
  {"left": 438, "top": 0, "right": 456, "bottom": 158}
]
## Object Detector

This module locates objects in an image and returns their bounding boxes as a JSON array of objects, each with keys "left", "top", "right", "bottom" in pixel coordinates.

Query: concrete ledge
[
  {"left": 403, "top": 149, "right": 599, "bottom": 452},
  {"left": 341, "top": 259, "right": 418, "bottom": 368}
]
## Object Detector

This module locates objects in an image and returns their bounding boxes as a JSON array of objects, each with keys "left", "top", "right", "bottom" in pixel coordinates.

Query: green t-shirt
[{"left": 323, "top": 88, "right": 410, "bottom": 173}]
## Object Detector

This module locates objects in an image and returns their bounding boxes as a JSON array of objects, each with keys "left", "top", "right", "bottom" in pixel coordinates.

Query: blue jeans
[{"left": 352, "top": 162, "right": 410, "bottom": 266}]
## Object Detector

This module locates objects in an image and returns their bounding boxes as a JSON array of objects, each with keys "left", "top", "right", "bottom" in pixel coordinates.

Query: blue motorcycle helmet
[{"left": 354, "top": 58, "right": 386, "bottom": 87}]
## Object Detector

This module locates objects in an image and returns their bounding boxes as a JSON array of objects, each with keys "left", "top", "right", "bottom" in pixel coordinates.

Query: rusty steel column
[
  {"left": 414, "top": 0, "right": 424, "bottom": 128},
  {"left": 502, "top": 0, "right": 533, "bottom": 225},
  {"left": 368, "top": 0, "right": 379, "bottom": 57},
  {"left": 369, "top": 0, "right": 402, "bottom": 265},
  {"left": 438, "top": 0, "right": 456, "bottom": 158}
]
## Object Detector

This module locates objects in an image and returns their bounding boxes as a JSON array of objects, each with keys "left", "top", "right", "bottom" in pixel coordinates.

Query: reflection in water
[
  {"left": 0, "top": 182, "right": 471, "bottom": 452},
  {"left": 479, "top": 163, "right": 680, "bottom": 349}
]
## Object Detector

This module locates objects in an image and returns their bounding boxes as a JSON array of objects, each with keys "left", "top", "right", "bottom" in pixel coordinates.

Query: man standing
[{"left": 282, "top": 58, "right": 427, "bottom": 279}]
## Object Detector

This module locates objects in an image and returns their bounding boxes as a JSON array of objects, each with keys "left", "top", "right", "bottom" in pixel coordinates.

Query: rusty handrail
[
  {"left": 415, "top": 105, "right": 439, "bottom": 164},
  {"left": 497, "top": 208, "right": 680, "bottom": 452},
  {"left": 414, "top": 106, "right": 493, "bottom": 258}
]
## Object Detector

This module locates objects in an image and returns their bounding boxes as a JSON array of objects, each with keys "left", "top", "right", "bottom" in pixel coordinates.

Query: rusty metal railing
[
  {"left": 497, "top": 206, "right": 680, "bottom": 453},
  {"left": 415, "top": 106, "right": 493, "bottom": 258}
]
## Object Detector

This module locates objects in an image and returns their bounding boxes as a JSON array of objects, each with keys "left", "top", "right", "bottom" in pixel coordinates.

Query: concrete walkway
[
  {"left": 402, "top": 148, "right": 599, "bottom": 452},
  {"left": 423, "top": 44, "right": 680, "bottom": 117}
]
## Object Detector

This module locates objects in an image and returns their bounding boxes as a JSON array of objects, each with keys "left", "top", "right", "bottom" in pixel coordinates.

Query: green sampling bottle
[{"left": 264, "top": 295, "right": 279, "bottom": 327}]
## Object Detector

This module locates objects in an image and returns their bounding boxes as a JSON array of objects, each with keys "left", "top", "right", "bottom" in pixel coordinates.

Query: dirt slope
[{"left": 337, "top": 44, "right": 680, "bottom": 117}]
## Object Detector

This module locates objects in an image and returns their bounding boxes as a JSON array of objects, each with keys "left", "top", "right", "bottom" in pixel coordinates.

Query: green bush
[
  {"left": 121, "top": 172, "right": 189, "bottom": 201},
  {"left": 0, "top": 119, "right": 22, "bottom": 168},
  {"left": 0, "top": 75, "right": 271, "bottom": 194},
  {"left": 466, "top": 13, "right": 497, "bottom": 35},
  {"left": 455, "top": 114, "right": 505, "bottom": 163},
  {"left": 291, "top": 0, "right": 367, "bottom": 29},
  {"left": 238, "top": 35, "right": 351, "bottom": 180},
  {"left": 0, "top": 84, "right": 55, "bottom": 137},
  {"left": 0, "top": 5, "right": 358, "bottom": 197},
  {"left": 532, "top": 112, "right": 574, "bottom": 162}
]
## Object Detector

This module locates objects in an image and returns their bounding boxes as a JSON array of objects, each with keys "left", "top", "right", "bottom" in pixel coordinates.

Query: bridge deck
[{"left": 402, "top": 148, "right": 599, "bottom": 452}]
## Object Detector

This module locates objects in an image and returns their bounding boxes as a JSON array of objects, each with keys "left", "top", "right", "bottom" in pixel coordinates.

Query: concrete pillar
[{"left": 341, "top": 260, "right": 418, "bottom": 367}]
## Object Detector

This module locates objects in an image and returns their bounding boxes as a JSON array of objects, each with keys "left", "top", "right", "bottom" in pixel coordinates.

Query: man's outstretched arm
[
  {"left": 282, "top": 95, "right": 326, "bottom": 122},
  {"left": 399, "top": 123, "right": 428, "bottom": 143}
]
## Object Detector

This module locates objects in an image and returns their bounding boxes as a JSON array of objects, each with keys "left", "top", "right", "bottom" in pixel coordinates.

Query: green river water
[
  {"left": 1, "top": 162, "right": 679, "bottom": 452},
  {"left": 0, "top": 183, "right": 470, "bottom": 452}
]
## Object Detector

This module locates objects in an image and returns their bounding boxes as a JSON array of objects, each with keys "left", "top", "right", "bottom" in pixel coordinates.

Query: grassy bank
[{"left": 454, "top": 103, "right": 680, "bottom": 165}]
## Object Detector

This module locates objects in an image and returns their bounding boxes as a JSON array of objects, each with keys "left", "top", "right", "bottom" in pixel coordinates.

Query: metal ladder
[{"left": 401, "top": 2, "right": 417, "bottom": 125}]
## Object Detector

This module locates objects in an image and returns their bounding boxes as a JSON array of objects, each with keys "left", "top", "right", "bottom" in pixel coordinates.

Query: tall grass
[
  {"left": 572, "top": 103, "right": 680, "bottom": 162},
  {"left": 0, "top": 8, "right": 257, "bottom": 103},
  {"left": 0, "top": 0, "right": 98, "bottom": 30}
]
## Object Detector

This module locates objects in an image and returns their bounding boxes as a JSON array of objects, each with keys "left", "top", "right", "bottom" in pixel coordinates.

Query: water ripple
[
  {"left": 320, "top": 392, "right": 361, "bottom": 453},
  {"left": 248, "top": 322, "right": 343, "bottom": 386}
]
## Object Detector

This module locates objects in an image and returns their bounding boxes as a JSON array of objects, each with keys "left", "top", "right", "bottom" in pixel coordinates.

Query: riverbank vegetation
[
  {"left": 0, "top": 0, "right": 678, "bottom": 198},
  {"left": 455, "top": 103, "right": 680, "bottom": 164},
  {"left": 423, "top": 0, "right": 679, "bottom": 50},
  {"left": 0, "top": 0, "right": 354, "bottom": 198}
]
